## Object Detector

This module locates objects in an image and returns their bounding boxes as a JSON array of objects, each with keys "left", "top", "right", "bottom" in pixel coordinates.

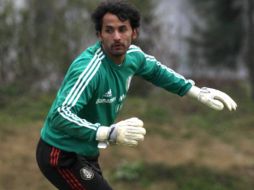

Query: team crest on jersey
[{"left": 80, "top": 166, "right": 94, "bottom": 180}]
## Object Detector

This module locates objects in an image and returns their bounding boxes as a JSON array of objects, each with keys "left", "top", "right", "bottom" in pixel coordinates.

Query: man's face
[{"left": 98, "top": 13, "right": 137, "bottom": 64}]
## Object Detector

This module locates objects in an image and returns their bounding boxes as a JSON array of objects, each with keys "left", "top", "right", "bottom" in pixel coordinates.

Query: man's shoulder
[
  {"left": 127, "top": 44, "right": 145, "bottom": 61},
  {"left": 128, "top": 45, "right": 158, "bottom": 62},
  {"left": 86, "top": 41, "right": 101, "bottom": 54},
  {"left": 68, "top": 43, "right": 104, "bottom": 74},
  {"left": 74, "top": 43, "right": 103, "bottom": 64},
  {"left": 81, "top": 41, "right": 102, "bottom": 58},
  {"left": 127, "top": 44, "right": 143, "bottom": 54}
]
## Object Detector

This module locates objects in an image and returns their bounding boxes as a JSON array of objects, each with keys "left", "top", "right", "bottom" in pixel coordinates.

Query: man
[{"left": 36, "top": 0, "right": 237, "bottom": 189}]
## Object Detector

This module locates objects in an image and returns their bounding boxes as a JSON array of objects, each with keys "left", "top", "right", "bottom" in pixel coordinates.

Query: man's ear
[{"left": 132, "top": 28, "right": 138, "bottom": 40}]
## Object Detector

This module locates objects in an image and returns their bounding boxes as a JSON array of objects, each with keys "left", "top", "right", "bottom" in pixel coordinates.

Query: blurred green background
[{"left": 0, "top": 0, "right": 254, "bottom": 189}]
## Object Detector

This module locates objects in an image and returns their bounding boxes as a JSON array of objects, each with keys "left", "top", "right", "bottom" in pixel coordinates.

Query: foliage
[
  {"left": 0, "top": 0, "right": 157, "bottom": 95},
  {"left": 0, "top": 0, "right": 98, "bottom": 91},
  {"left": 245, "top": 0, "right": 254, "bottom": 98},
  {"left": 129, "top": 0, "right": 158, "bottom": 52},
  {"left": 14, "top": 0, "right": 99, "bottom": 90},
  {"left": 0, "top": 1, "right": 17, "bottom": 85},
  {"left": 188, "top": 0, "right": 244, "bottom": 68}
]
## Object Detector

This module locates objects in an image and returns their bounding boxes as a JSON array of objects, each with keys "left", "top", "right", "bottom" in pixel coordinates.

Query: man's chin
[{"left": 111, "top": 50, "right": 126, "bottom": 57}]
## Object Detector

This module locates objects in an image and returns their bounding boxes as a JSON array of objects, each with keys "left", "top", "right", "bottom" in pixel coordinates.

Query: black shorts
[{"left": 36, "top": 138, "right": 113, "bottom": 190}]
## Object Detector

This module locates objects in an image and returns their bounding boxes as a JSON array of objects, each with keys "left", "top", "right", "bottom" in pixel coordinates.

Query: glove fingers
[
  {"left": 126, "top": 133, "right": 145, "bottom": 141},
  {"left": 123, "top": 139, "right": 138, "bottom": 146},
  {"left": 200, "top": 87, "right": 237, "bottom": 111},
  {"left": 126, "top": 126, "right": 146, "bottom": 134},
  {"left": 117, "top": 117, "right": 144, "bottom": 127},
  {"left": 207, "top": 99, "right": 224, "bottom": 110},
  {"left": 114, "top": 117, "right": 146, "bottom": 146},
  {"left": 214, "top": 93, "right": 237, "bottom": 111},
  {"left": 126, "top": 127, "right": 146, "bottom": 141},
  {"left": 116, "top": 126, "right": 146, "bottom": 145}
]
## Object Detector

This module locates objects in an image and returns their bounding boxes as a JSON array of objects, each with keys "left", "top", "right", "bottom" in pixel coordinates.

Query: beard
[{"left": 110, "top": 43, "right": 127, "bottom": 56}]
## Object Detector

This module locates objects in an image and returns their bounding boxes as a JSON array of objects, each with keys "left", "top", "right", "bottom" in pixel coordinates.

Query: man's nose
[{"left": 113, "top": 31, "right": 121, "bottom": 41}]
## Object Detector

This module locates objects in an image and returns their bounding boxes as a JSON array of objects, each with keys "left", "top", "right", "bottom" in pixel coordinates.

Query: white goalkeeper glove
[
  {"left": 187, "top": 86, "right": 237, "bottom": 111},
  {"left": 96, "top": 117, "right": 146, "bottom": 148}
]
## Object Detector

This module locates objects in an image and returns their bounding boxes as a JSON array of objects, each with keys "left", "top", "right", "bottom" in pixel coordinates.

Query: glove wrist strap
[{"left": 108, "top": 125, "right": 117, "bottom": 143}]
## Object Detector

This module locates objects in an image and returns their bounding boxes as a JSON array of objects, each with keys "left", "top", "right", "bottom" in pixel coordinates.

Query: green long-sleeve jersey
[{"left": 41, "top": 41, "right": 192, "bottom": 156}]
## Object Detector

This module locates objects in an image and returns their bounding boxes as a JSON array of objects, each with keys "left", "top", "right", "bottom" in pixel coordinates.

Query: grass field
[{"left": 0, "top": 85, "right": 254, "bottom": 190}]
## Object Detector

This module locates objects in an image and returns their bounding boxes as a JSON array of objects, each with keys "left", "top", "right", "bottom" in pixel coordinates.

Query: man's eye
[
  {"left": 105, "top": 28, "right": 113, "bottom": 33},
  {"left": 119, "top": 27, "right": 127, "bottom": 33}
]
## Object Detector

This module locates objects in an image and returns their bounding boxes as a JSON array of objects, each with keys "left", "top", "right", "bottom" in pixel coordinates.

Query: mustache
[{"left": 111, "top": 43, "right": 125, "bottom": 47}]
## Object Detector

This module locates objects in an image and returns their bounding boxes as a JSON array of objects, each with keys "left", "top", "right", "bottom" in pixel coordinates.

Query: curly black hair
[{"left": 91, "top": 0, "right": 140, "bottom": 32}]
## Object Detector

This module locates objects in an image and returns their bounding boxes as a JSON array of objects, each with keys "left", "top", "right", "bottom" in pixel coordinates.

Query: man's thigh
[{"left": 36, "top": 139, "right": 113, "bottom": 190}]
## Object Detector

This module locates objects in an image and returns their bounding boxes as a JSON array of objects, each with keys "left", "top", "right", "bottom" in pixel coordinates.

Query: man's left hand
[{"left": 187, "top": 86, "right": 237, "bottom": 111}]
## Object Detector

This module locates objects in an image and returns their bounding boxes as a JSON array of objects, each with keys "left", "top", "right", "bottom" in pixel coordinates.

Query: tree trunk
[{"left": 246, "top": 0, "right": 254, "bottom": 99}]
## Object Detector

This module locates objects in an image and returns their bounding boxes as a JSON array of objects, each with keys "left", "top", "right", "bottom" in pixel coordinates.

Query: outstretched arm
[
  {"left": 187, "top": 85, "right": 237, "bottom": 111},
  {"left": 130, "top": 47, "right": 237, "bottom": 111}
]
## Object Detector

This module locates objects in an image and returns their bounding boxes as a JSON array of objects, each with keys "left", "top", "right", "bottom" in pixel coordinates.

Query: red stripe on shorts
[
  {"left": 50, "top": 147, "right": 60, "bottom": 166},
  {"left": 49, "top": 147, "right": 86, "bottom": 190},
  {"left": 58, "top": 169, "right": 86, "bottom": 190}
]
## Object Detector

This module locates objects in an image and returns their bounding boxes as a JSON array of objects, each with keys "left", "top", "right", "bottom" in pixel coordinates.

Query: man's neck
[
  {"left": 101, "top": 45, "right": 125, "bottom": 65},
  {"left": 109, "top": 55, "right": 125, "bottom": 65}
]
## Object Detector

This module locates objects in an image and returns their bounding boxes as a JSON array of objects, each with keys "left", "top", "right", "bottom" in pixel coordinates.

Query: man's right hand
[{"left": 96, "top": 117, "right": 146, "bottom": 147}]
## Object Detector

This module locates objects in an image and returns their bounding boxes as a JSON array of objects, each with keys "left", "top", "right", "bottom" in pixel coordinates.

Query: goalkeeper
[{"left": 36, "top": 0, "right": 237, "bottom": 189}]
